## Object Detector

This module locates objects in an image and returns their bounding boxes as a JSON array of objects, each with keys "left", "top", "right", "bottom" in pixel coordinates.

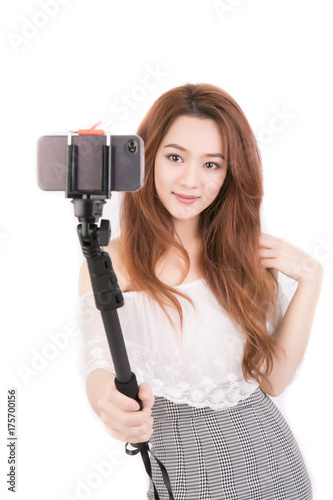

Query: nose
[{"left": 179, "top": 162, "right": 200, "bottom": 189}]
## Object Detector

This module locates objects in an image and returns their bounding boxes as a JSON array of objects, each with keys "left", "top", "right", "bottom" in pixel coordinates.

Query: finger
[
  {"left": 107, "top": 420, "right": 154, "bottom": 444},
  {"left": 127, "top": 420, "right": 154, "bottom": 443},
  {"left": 105, "top": 408, "right": 153, "bottom": 441},
  {"left": 99, "top": 399, "right": 152, "bottom": 432},
  {"left": 138, "top": 383, "right": 155, "bottom": 409},
  {"left": 259, "top": 233, "right": 279, "bottom": 249},
  {"left": 258, "top": 247, "right": 276, "bottom": 258},
  {"left": 106, "top": 382, "right": 141, "bottom": 412},
  {"left": 99, "top": 392, "right": 153, "bottom": 423},
  {"left": 260, "top": 258, "right": 279, "bottom": 269},
  {"left": 102, "top": 416, "right": 153, "bottom": 443}
]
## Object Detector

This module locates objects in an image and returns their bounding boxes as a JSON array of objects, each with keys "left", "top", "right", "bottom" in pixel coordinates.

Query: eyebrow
[{"left": 164, "top": 143, "right": 225, "bottom": 161}]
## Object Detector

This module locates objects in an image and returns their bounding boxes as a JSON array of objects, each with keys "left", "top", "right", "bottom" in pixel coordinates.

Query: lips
[{"left": 173, "top": 192, "right": 200, "bottom": 204}]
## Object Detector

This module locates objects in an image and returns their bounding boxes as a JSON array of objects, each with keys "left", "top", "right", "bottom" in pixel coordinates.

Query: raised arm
[
  {"left": 78, "top": 239, "right": 154, "bottom": 442},
  {"left": 258, "top": 233, "right": 324, "bottom": 396}
]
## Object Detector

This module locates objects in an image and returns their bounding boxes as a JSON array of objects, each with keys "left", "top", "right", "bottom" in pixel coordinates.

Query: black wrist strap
[{"left": 126, "top": 442, "right": 174, "bottom": 500}]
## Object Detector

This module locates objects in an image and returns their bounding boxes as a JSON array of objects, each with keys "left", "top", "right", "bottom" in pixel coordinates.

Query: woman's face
[{"left": 154, "top": 115, "right": 228, "bottom": 227}]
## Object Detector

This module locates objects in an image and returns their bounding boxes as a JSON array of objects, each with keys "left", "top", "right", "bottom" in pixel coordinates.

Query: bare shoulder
[{"left": 78, "top": 236, "right": 131, "bottom": 296}]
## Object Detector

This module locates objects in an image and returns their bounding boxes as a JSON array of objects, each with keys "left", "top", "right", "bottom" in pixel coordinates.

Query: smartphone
[{"left": 37, "top": 134, "right": 144, "bottom": 195}]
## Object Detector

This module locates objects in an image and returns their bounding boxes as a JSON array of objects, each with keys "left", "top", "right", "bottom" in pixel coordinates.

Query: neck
[
  {"left": 155, "top": 216, "right": 203, "bottom": 285},
  {"left": 173, "top": 217, "right": 201, "bottom": 250}
]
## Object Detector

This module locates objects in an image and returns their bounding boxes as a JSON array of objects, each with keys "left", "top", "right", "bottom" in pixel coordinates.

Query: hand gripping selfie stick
[{"left": 66, "top": 128, "right": 174, "bottom": 500}]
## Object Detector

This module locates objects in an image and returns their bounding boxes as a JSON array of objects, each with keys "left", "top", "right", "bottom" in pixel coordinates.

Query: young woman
[{"left": 79, "top": 83, "right": 323, "bottom": 499}]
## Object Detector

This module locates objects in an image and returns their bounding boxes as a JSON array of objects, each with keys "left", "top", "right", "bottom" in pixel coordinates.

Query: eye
[
  {"left": 166, "top": 154, "right": 183, "bottom": 163},
  {"left": 204, "top": 162, "right": 221, "bottom": 170}
]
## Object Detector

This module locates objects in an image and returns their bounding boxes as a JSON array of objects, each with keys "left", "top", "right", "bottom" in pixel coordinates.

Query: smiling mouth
[{"left": 173, "top": 192, "right": 200, "bottom": 204}]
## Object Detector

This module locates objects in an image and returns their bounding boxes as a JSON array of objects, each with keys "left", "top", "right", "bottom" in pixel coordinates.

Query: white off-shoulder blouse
[{"left": 78, "top": 279, "right": 289, "bottom": 410}]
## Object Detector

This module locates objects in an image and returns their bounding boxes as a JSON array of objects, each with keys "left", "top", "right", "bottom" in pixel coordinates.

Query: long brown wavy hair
[{"left": 119, "top": 83, "right": 281, "bottom": 387}]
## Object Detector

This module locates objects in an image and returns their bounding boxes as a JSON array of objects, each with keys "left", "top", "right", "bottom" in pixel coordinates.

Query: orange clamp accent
[{"left": 78, "top": 121, "right": 105, "bottom": 135}]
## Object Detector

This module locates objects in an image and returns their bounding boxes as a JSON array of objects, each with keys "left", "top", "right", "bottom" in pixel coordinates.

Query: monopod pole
[{"left": 74, "top": 201, "right": 174, "bottom": 499}]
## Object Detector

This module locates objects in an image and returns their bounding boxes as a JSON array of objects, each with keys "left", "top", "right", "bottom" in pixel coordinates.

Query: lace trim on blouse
[{"left": 77, "top": 279, "right": 289, "bottom": 410}]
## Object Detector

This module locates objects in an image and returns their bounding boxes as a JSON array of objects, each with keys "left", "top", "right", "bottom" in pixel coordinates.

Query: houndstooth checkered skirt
[{"left": 147, "top": 387, "right": 312, "bottom": 499}]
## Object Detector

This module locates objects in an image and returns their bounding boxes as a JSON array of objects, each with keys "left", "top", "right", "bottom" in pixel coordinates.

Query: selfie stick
[{"left": 66, "top": 130, "right": 174, "bottom": 500}]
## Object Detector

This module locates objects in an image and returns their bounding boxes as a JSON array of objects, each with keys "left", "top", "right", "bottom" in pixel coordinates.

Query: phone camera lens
[{"left": 128, "top": 140, "right": 137, "bottom": 153}]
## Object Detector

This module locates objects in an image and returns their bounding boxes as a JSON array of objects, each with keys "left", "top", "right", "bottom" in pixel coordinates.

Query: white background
[{"left": 1, "top": 1, "right": 332, "bottom": 499}]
